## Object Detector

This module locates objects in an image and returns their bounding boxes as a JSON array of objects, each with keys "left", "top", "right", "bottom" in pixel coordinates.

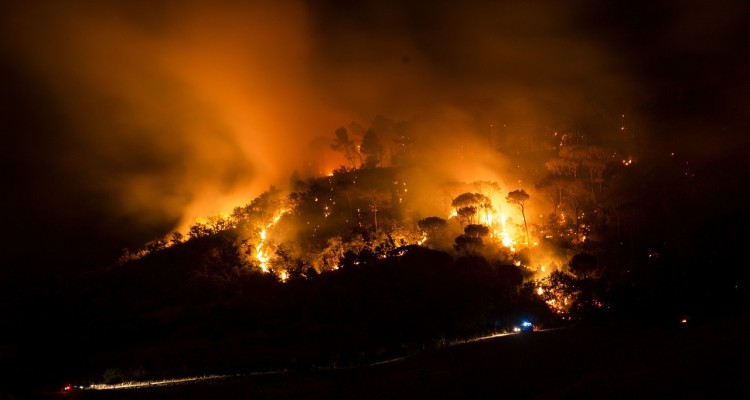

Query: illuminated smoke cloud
[
  {"left": 1, "top": 1, "right": 344, "bottom": 249},
  {"left": 2, "top": 0, "right": 747, "bottom": 265}
]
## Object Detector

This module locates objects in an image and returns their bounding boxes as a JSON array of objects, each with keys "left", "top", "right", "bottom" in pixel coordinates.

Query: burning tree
[
  {"left": 451, "top": 192, "right": 492, "bottom": 225},
  {"left": 535, "top": 270, "right": 580, "bottom": 315}
]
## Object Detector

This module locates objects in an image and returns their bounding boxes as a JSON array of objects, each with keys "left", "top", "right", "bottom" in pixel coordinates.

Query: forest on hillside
[{"left": 4, "top": 112, "right": 749, "bottom": 393}]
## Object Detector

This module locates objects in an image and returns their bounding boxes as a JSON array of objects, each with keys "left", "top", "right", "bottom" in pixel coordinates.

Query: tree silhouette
[
  {"left": 536, "top": 175, "right": 567, "bottom": 217},
  {"left": 564, "top": 178, "right": 589, "bottom": 229},
  {"left": 545, "top": 157, "right": 578, "bottom": 177},
  {"left": 331, "top": 127, "right": 359, "bottom": 169},
  {"left": 360, "top": 128, "right": 384, "bottom": 168},
  {"left": 559, "top": 144, "right": 613, "bottom": 202},
  {"left": 507, "top": 189, "right": 530, "bottom": 244},
  {"left": 451, "top": 192, "right": 492, "bottom": 225},
  {"left": 365, "top": 190, "right": 392, "bottom": 233},
  {"left": 457, "top": 206, "right": 478, "bottom": 225},
  {"left": 418, "top": 216, "right": 448, "bottom": 235},
  {"left": 464, "top": 224, "right": 490, "bottom": 238},
  {"left": 454, "top": 234, "right": 483, "bottom": 255},
  {"left": 417, "top": 216, "right": 449, "bottom": 248},
  {"left": 474, "top": 181, "right": 500, "bottom": 218}
]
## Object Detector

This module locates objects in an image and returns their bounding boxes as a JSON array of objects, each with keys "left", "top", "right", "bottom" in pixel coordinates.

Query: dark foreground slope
[{"left": 45, "top": 313, "right": 750, "bottom": 400}]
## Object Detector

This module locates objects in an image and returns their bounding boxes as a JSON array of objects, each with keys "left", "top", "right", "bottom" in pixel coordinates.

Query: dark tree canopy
[
  {"left": 457, "top": 206, "right": 478, "bottom": 225},
  {"left": 569, "top": 253, "right": 598, "bottom": 279},
  {"left": 418, "top": 216, "right": 448, "bottom": 233},
  {"left": 360, "top": 128, "right": 384, "bottom": 168},
  {"left": 506, "top": 189, "right": 530, "bottom": 206},
  {"left": 452, "top": 192, "right": 489, "bottom": 209},
  {"left": 464, "top": 224, "right": 490, "bottom": 238},
  {"left": 331, "top": 127, "right": 359, "bottom": 169},
  {"left": 454, "top": 234, "right": 483, "bottom": 255},
  {"left": 451, "top": 192, "right": 492, "bottom": 226}
]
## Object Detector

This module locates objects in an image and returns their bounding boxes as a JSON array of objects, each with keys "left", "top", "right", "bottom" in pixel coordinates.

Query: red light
[{"left": 64, "top": 385, "right": 73, "bottom": 391}]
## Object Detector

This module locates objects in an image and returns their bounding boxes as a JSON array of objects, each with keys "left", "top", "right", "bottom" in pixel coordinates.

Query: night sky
[{"left": 2, "top": 0, "right": 749, "bottom": 274}]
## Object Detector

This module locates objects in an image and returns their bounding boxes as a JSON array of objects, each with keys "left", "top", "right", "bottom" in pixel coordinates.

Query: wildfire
[
  {"left": 480, "top": 213, "right": 493, "bottom": 226},
  {"left": 255, "top": 231, "right": 270, "bottom": 272},
  {"left": 448, "top": 202, "right": 518, "bottom": 252},
  {"left": 535, "top": 271, "right": 582, "bottom": 315},
  {"left": 499, "top": 212, "right": 515, "bottom": 251},
  {"left": 255, "top": 208, "right": 289, "bottom": 275}
]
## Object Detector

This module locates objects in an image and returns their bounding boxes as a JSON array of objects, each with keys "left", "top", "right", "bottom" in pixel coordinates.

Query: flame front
[
  {"left": 450, "top": 206, "right": 518, "bottom": 253},
  {"left": 255, "top": 209, "right": 288, "bottom": 275},
  {"left": 499, "top": 211, "right": 515, "bottom": 251}
]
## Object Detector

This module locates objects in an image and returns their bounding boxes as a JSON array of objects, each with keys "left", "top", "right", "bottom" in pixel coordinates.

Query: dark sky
[{"left": 2, "top": 0, "right": 749, "bottom": 273}]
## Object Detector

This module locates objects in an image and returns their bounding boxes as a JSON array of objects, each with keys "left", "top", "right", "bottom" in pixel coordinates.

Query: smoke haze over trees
[
  {"left": 2, "top": 0, "right": 749, "bottom": 272},
  {"left": 2, "top": 2, "right": 750, "bottom": 396}
]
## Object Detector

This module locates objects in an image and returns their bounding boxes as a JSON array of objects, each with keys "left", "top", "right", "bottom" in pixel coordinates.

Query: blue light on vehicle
[{"left": 522, "top": 321, "right": 532, "bottom": 327}]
